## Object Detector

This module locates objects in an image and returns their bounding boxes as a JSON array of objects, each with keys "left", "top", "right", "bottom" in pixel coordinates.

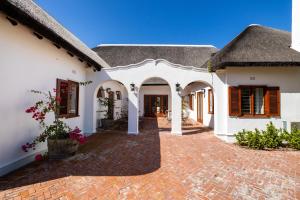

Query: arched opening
[
  {"left": 94, "top": 80, "right": 128, "bottom": 131},
  {"left": 181, "top": 81, "right": 214, "bottom": 134},
  {"left": 138, "top": 77, "right": 172, "bottom": 131}
]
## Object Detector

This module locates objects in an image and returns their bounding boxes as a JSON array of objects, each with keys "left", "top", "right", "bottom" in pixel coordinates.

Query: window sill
[
  {"left": 58, "top": 115, "right": 80, "bottom": 119},
  {"left": 230, "top": 115, "right": 280, "bottom": 119}
]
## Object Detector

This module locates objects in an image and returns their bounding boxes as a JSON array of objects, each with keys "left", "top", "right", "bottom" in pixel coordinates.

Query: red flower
[{"left": 35, "top": 154, "right": 43, "bottom": 161}]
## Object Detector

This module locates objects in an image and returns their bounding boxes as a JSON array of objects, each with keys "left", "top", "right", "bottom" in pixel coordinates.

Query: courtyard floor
[{"left": 0, "top": 118, "right": 300, "bottom": 200}]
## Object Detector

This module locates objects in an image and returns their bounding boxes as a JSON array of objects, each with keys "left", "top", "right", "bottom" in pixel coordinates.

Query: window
[
  {"left": 97, "top": 87, "right": 105, "bottom": 98},
  {"left": 208, "top": 89, "right": 214, "bottom": 114},
  {"left": 116, "top": 91, "right": 122, "bottom": 100},
  {"left": 229, "top": 86, "right": 280, "bottom": 117},
  {"left": 189, "top": 94, "right": 193, "bottom": 110},
  {"left": 56, "top": 79, "right": 79, "bottom": 118}
]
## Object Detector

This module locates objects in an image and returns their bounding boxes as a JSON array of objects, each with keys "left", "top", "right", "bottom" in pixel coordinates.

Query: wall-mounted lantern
[
  {"left": 130, "top": 83, "right": 135, "bottom": 91},
  {"left": 200, "top": 89, "right": 206, "bottom": 97},
  {"left": 191, "top": 92, "right": 196, "bottom": 96},
  {"left": 176, "top": 83, "right": 180, "bottom": 92}
]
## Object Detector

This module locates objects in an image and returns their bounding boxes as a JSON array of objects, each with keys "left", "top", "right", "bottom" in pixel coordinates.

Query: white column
[
  {"left": 127, "top": 88, "right": 139, "bottom": 134},
  {"left": 171, "top": 87, "right": 182, "bottom": 135}
]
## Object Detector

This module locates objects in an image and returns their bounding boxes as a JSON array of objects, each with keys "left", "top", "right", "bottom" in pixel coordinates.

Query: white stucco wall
[
  {"left": 216, "top": 67, "right": 300, "bottom": 142},
  {"left": 0, "top": 13, "right": 89, "bottom": 175},
  {"left": 85, "top": 59, "right": 214, "bottom": 135},
  {"left": 139, "top": 85, "right": 171, "bottom": 116}
]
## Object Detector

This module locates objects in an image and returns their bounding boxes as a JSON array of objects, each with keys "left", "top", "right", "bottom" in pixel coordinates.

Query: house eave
[{"left": 0, "top": 1, "right": 108, "bottom": 71}]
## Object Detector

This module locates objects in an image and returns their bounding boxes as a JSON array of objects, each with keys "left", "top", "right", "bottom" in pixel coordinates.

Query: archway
[
  {"left": 138, "top": 77, "right": 172, "bottom": 131},
  {"left": 93, "top": 80, "right": 128, "bottom": 131},
  {"left": 181, "top": 81, "right": 214, "bottom": 134}
]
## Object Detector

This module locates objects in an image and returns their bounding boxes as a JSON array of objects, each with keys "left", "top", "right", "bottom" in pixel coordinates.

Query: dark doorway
[{"left": 144, "top": 95, "right": 168, "bottom": 117}]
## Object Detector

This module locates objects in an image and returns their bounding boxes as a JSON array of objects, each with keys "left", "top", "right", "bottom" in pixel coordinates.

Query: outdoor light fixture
[
  {"left": 176, "top": 83, "right": 180, "bottom": 92},
  {"left": 130, "top": 83, "right": 135, "bottom": 91},
  {"left": 191, "top": 92, "right": 196, "bottom": 96},
  {"left": 200, "top": 89, "right": 206, "bottom": 97}
]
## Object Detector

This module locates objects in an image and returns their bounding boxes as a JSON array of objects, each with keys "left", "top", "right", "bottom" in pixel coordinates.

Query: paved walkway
[{"left": 0, "top": 118, "right": 299, "bottom": 200}]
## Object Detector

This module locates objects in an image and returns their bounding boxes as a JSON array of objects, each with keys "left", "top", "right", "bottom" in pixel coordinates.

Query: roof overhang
[{"left": 0, "top": 0, "right": 109, "bottom": 71}]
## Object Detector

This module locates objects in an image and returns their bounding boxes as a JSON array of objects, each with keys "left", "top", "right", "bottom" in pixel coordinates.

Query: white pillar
[
  {"left": 127, "top": 88, "right": 139, "bottom": 134},
  {"left": 171, "top": 87, "right": 182, "bottom": 135},
  {"left": 292, "top": 0, "right": 300, "bottom": 52}
]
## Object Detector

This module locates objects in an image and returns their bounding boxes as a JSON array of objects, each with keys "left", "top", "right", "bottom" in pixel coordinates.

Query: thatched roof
[
  {"left": 93, "top": 45, "right": 218, "bottom": 68},
  {"left": 210, "top": 25, "right": 300, "bottom": 71},
  {"left": 0, "top": 0, "right": 109, "bottom": 70}
]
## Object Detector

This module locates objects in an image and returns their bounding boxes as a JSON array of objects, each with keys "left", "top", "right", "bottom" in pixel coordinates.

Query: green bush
[
  {"left": 247, "top": 129, "right": 266, "bottom": 149},
  {"left": 286, "top": 127, "right": 300, "bottom": 150},
  {"left": 234, "top": 122, "right": 300, "bottom": 150},
  {"left": 261, "top": 123, "right": 282, "bottom": 148},
  {"left": 235, "top": 129, "right": 248, "bottom": 146}
]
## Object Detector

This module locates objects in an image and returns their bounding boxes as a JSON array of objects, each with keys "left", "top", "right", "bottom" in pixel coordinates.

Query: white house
[{"left": 0, "top": 0, "right": 300, "bottom": 176}]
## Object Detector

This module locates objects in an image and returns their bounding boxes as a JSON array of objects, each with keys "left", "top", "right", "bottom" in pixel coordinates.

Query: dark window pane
[
  {"left": 241, "top": 88, "right": 251, "bottom": 114},
  {"left": 68, "top": 82, "right": 78, "bottom": 115}
]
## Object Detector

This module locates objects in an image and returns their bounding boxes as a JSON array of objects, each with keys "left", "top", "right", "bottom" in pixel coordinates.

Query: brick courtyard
[{"left": 0, "top": 118, "right": 299, "bottom": 200}]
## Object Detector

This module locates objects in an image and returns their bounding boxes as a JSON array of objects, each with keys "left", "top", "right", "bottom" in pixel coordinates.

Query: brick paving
[{"left": 0, "top": 118, "right": 300, "bottom": 200}]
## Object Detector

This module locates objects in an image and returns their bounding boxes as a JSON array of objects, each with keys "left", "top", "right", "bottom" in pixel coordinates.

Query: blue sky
[{"left": 35, "top": 0, "right": 291, "bottom": 49}]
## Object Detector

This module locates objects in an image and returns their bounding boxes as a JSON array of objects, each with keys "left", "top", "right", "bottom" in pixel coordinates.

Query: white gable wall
[
  {"left": 219, "top": 67, "right": 300, "bottom": 142},
  {"left": 0, "top": 13, "right": 88, "bottom": 175}
]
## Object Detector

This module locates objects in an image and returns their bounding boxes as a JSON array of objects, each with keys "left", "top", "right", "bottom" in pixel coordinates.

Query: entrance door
[
  {"left": 197, "top": 92, "right": 203, "bottom": 123},
  {"left": 144, "top": 95, "right": 168, "bottom": 117}
]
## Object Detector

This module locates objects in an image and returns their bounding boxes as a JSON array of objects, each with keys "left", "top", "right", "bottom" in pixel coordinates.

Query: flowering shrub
[
  {"left": 23, "top": 88, "right": 86, "bottom": 153},
  {"left": 35, "top": 154, "right": 43, "bottom": 161}
]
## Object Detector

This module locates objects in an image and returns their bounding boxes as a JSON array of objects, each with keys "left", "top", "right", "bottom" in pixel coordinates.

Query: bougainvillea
[{"left": 23, "top": 88, "right": 87, "bottom": 153}]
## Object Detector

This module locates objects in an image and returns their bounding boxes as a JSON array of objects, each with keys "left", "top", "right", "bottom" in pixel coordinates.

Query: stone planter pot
[
  {"left": 47, "top": 138, "right": 79, "bottom": 159},
  {"left": 101, "top": 119, "right": 114, "bottom": 129}
]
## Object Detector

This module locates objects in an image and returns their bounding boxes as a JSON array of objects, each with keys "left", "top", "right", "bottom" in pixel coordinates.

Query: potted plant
[
  {"left": 98, "top": 96, "right": 115, "bottom": 129},
  {"left": 22, "top": 84, "right": 89, "bottom": 159}
]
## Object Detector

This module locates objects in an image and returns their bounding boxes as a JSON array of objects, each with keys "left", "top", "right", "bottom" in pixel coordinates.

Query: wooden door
[
  {"left": 144, "top": 95, "right": 168, "bottom": 117},
  {"left": 197, "top": 92, "right": 203, "bottom": 123}
]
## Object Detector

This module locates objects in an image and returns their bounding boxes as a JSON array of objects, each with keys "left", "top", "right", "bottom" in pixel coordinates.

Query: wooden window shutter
[
  {"left": 189, "top": 94, "right": 193, "bottom": 110},
  {"left": 229, "top": 86, "right": 241, "bottom": 116},
  {"left": 56, "top": 79, "right": 69, "bottom": 117},
  {"left": 266, "top": 87, "right": 280, "bottom": 117}
]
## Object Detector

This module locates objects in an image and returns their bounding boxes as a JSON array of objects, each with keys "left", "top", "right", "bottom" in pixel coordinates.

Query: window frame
[
  {"left": 240, "top": 85, "right": 267, "bottom": 117},
  {"left": 228, "top": 85, "right": 280, "bottom": 118},
  {"left": 208, "top": 89, "right": 214, "bottom": 114},
  {"left": 56, "top": 79, "right": 80, "bottom": 118}
]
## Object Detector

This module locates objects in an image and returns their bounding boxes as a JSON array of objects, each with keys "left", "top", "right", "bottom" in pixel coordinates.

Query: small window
[
  {"left": 97, "top": 87, "right": 105, "bottom": 98},
  {"left": 229, "top": 86, "right": 280, "bottom": 117},
  {"left": 57, "top": 79, "right": 79, "bottom": 118},
  {"left": 189, "top": 94, "right": 193, "bottom": 110},
  {"left": 208, "top": 89, "right": 214, "bottom": 114},
  {"left": 116, "top": 91, "right": 122, "bottom": 100}
]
